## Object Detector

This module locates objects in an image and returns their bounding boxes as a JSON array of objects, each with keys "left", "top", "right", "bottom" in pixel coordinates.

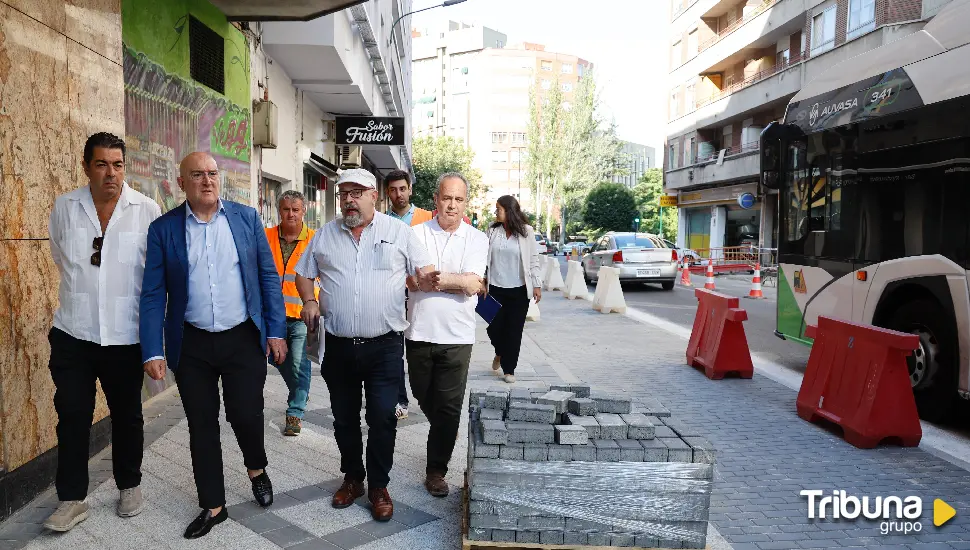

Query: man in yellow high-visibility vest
[{"left": 266, "top": 190, "right": 319, "bottom": 436}]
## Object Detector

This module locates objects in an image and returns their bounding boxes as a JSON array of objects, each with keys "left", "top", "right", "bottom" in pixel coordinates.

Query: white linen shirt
[
  {"left": 294, "top": 211, "right": 433, "bottom": 339},
  {"left": 488, "top": 231, "right": 527, "bottom": 288},
  {"left": 49, "top": 183, "right": 162, "bottom": 345},
  {"left": 406, "top": 219, "right": 489, "bottom": 345}
]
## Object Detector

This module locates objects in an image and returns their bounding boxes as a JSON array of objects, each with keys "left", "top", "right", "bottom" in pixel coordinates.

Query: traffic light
[
  {"left": 634, "top": 217, "right": 640, "bottom": 223},
  {"left": 472, "top": 213, "right": 479, "bottom": 226}
]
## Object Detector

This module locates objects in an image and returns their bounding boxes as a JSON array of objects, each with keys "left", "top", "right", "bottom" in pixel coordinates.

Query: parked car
[
  {"left": 535, "top": 233, "right": 551, "bottom": 254},
  {"left": 581, "top": 232, "right": 678, "bottom": 290},
  {"left": 560, "top": 242, "right": 588, "bottom": 257},
  {"left": 662, "top": 239, "right": 700, "bottom": 266}
]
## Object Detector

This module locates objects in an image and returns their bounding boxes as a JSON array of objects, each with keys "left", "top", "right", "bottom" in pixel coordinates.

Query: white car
[
  {"left": 582, "top": 232, "right": 679, "bottom": 290},
  {"left": 663, "top": 239, "right": 700, "bottom": 265}
]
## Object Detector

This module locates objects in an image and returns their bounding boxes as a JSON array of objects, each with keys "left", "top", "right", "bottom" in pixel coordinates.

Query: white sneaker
[
  {"left": 44, "top": 500, "right": 89, "bottom": 532},
  {"left": 395, "top": 403, "right": 408, "bottom": 419},
  {"left": 503, "top": 374, "right": 516, "bottom": 384},
  {"left": 117, "top": 486, "right": 144, "bottom": 517}
]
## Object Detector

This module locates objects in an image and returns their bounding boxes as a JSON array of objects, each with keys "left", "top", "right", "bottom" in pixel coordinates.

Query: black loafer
[
  {"left": 251, "top": 472, "right": 274, "bottom": 507},
  {"left": 184, "top": 508, "right": 228, "bottom": 539}
]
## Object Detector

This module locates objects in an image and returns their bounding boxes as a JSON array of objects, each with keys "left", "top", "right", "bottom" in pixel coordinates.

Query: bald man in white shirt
[{"left": 44, "top": 132, "right": 161, "bottom": 532}]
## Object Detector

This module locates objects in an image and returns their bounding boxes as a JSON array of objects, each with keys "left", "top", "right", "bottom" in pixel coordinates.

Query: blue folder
[{"left": 476, "top": 294, "right": 502, "bottom": 324}]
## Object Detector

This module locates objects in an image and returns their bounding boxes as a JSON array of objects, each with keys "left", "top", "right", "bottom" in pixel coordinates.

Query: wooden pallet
[{"left": 459, "top": 472, "right": 708, "bottom": 550}]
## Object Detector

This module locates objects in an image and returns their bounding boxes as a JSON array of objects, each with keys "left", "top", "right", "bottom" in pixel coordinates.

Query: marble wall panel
[{"left": 66, "top": 0, "right": 123, "bottom": 65}]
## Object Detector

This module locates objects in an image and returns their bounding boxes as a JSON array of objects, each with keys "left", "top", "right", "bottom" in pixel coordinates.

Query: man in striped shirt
[{"left": 294, "top": 168, "right": 439, "bottom": 523}]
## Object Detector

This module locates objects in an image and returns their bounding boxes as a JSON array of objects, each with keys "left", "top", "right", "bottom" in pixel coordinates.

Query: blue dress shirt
[
  {"left": 387, "top": 204, "right": 415, "bottom": 225},
  {"left": 184, "top": 200, "right": 249, "bottom": 332}
]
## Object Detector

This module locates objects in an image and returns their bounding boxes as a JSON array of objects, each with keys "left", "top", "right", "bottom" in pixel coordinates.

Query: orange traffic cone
[
  {"left": 680, "top": 262, "right": 692, "bottom": 287},
  {"left": 746, "top": 262, "right": 764, "bottom": 299},
  {"left": 704, "top": 259, "right": 716, "bottom": 290}
]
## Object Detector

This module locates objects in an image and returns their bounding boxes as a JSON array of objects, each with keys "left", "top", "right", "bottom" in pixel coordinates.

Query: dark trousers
[
  {"left": 486, "top": 285, "right": 530, "bottom": 375},
  {"left": 405, "top": 340, "right": 472, "bottom": 475},
  {"left": 323, "top": 331, "right": 403, "bottom": 489},
  {"left": 176, "top": 321, "right": 268, "bottom": 510},
  {"left": 48, "top": 328, "right": 144, "bottom": 501}
]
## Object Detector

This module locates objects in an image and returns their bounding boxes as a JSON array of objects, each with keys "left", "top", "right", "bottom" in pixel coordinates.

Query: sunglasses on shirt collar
[{"left": 91, "top": 236, "right": 103, "bottom": 267}]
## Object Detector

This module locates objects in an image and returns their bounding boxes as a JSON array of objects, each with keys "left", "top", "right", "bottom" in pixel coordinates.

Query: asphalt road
[{"left": 553, "top": 255, "right": 812, "bottom": 373}]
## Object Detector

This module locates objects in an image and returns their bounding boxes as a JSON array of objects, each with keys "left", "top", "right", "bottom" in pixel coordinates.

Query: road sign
[{"left": 659, "top": 195, "right": 678, "bottom": 207}]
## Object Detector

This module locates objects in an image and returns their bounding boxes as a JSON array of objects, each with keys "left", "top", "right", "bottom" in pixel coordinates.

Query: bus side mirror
[{"left": 761, "top": 138, "right": 781, "bottom": 190}]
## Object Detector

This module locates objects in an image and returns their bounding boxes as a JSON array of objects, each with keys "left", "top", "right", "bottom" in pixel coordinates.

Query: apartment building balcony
[
  {"left": 665, "top": 141, "right": 760, "bottom": 191},
  {"left": 211, "top": 1, "right": 367, "bottom": 20}
]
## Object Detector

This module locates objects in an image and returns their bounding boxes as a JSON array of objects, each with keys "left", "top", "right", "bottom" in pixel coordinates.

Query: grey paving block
[
  {"left": 515, "top": 530, "right": 541, "bottom": 544},
  {"left": 483, "top": 391, "right": 508, "bottom": 410},
  {"left": 519, "top": 516, "right": 565, "bottom": 530},
  {"left": 654, "top": 425, "right": 678, "bottom": 438},
  {"left": 469, "top": 513, "right": 517, "bottom": 530},
  {"left": 563, "top": 532, "right": 588, "bottom": 545},
  {"left": 567, "top": 397, "right": 597, "bottom": 416},
  {"left": 634, "top": 535, "right": 660, "bottom": 547},
  {"left": 523, "top": 444, "right": 549, "bottom": 461},
  {"left": 567, "top": 518, "right": 613, "bottom": 532},
  {"left": 509, "top": 388, "right": 533, "bottom": 403},
  {"left": 288, "top": 540, "right": 344, "bottom": 550},
  {"left": 590, "top": 390, "right": 632, "bottom": 414},
  {"left": 468, "top": 527, "right": 491, "bottom": 541},
  {"left": 540, "top": 531, "right": 565, "bottom": 545},
  {"left": 662, "top": 437, "right": 693, "bottom": 462},
  {"left": 491, "top": 529, "right": 516, "bottom": 542},
  {"left": 640, "top": 437, "right": 669, "bottom": 462},
  {"left": 322, "top": 526, "right": 377, "bottom": 549},
  {"left": 547, "top": 443, "right": 573, "bottom": 461},
  {"left": 536, "top": 390, "right": 575, "bottom": 414},
  {"left": 595, "top": 413, "right": 629, "bottom": 439},
  {"left": 286, "top": 484, "right": 331, "bottom": 503},
  {"left": 506, "top": 422, "right": 555, "bottom": 443},
  {"left": 473, "top": 442, "right": 500, "bottom": 458},
  {"left": 479, "top": 408, "right": 504, "bottom": 421},
  {"left": 564, "top": 413, "right": 600, "bottom": 439},
  {"left": 683, "top": 436, "right": 716, "bottom": 464},
  {"left": 228, "top": 500, "right": 271, "bottom": 520},
  {"left": 660, "top": 416, "right": 702, "bottom": 437},
  {"left": 593, "top": 439, "right": 620, "bottom": 462},
  {"left": 238, "top": 512, "right": 292, "bottom": 533},
  {"left": 262, "top": 526, "right": 316, "bottom": 548},
  {"left": 388, "top": 502, "right": 439, "bottom": 527},
  {"left": 616, "top": 438, "right": 645, "bottom": 461},
  {"left": 481, "top": 419, "right": 508, "bottom": 445},
  {"left": 587, "top": 532, "right": 612, "bottom": 545},
  {"left": 620, "top": 413, "right": 657, "bottom": 439},
  {"left": 571, "top": 443, "right": 596, "bottom": 461},
  {"left": 506, "top": 402, "right": 557, "bottom": 423},
  {"left": 554, "top": 424, "right": 588, "bottom": 445},
  {"left": 552, "top": 383, "right": 591, "bottom": 398},
  {"left": 611, "top": 532, "right": 636, "bottom": 547},
  {"left": 638, "top": 398, "right": 671, "bottom": 417},
  {"left": 355, "top": 519, "right": 412, "bottom": 539},
  {"left": 499, "top": 444, "right": 524, "bottom": 460}
]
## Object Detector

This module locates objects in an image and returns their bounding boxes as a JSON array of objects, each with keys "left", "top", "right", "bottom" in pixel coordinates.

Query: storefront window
[
  {"left": 260, "top": 178, "right": 281, "bottom": 228},
  {"left": 304, "top": 168, "right": 323, "bottom": 229}
]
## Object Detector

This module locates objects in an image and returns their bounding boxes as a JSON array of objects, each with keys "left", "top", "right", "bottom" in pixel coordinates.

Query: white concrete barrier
[
  {"left": 563, "top": 260, "right": 587, "bottom": 299},
  {"left": 591, "top": 266, "right": 627, "bottom": 314},
  {"left": 543, "top": 257, "right": 566, "bottom": 291}
]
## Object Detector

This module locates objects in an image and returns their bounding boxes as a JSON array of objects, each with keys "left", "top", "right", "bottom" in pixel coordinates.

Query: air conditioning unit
[
  {"left": 321, "top": 120, "right": 336, "bottom": 143},
  {"left": 336, "top": 144, "right": 362, "bottom": 168},
  {"left": 252, "top": 100, "right": 278, "bottom": 148}
]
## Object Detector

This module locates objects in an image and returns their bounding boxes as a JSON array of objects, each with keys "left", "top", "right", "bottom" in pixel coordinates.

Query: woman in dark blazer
[{"left": 483, "top": 195, "right": 542, "bottom": 383}]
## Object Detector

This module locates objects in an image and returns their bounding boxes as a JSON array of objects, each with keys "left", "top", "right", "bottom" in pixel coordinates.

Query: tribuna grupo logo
[{"left": 801, "top": 490, "right": 923, "bottom": 535}]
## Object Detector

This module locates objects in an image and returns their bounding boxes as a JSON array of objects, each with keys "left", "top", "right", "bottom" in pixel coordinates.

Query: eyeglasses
[
  {"left": 91, "top": 236, "right": 103, "bottom": 267},
  {"left": 338, "top": 189, "right": 369, "bottom": 199},
  {"left": 189, "top": 170, "right": 220, "bottom": 181}
]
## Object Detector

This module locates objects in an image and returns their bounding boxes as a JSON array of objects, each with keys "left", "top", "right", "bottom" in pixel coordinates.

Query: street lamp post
[{"left": 387, "top": 0, "right": 468, "bottom": 49}]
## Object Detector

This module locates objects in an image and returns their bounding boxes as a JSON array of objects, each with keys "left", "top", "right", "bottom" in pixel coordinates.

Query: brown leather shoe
[
  {"left": 368, "top": 488, "right": 394, "bottom": 522},
  {"left": 424, "top": 472, "right": 449, "bottom": 498},
  {"left": 331, "top": 477, "right": 364, "bottom": 509}
]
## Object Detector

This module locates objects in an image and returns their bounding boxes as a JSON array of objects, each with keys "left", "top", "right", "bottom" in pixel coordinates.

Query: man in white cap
[{"left": 294, "top": 168, "right": 439, "bottom": 523}]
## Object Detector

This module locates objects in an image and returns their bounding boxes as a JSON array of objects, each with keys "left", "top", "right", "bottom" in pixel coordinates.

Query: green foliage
[
  {"left": 411, "top": 136, "right": 483, "bottom": 211},
  {"left": 632, "top": 168, "right": 677, "bottom": 240},
  {"left": 584, "top": 183, "right": 638, "bottom": 233}
]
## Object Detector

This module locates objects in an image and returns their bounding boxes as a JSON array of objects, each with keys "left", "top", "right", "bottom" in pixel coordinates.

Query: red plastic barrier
[
  {"left": 796, "top": 316, "right": 922, "bottom": 449},
  {"left": 686, "top": 288, "right": 754, "bottom": 380}
]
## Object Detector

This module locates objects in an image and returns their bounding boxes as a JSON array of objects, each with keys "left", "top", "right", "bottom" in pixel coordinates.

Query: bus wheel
[{"left": 889, "top": 300, "right": 958, "bottom": 423}]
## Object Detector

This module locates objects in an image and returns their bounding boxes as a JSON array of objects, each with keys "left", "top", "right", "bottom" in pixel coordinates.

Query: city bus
[{"left": 759, "top": 0, "right": 970, "bottom": 422}]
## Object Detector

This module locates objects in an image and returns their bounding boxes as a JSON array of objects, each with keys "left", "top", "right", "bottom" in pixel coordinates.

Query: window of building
[
  {"left": 561, "top": 82, "right": 573, "bottom": 92},
  {"left": 561, "top": 63, "right": 573, "bottom": 74},
  {"left": 577, "top": 64, "right": 585, "bottom": 77},
  {"left": 684, "top": 136, "right": 695, "bottom": 166},
  {"left": 811, "top": 5, "right": 837, "bottom": 54},
  {"left": 847, "top": 0, "right": 876, "bottom": 39},
  {"left": 685, "top": 84, "right": 695, "bottom": 113},
  {"left": 671, "top": 40, "right": 682, "bottom": 68},
  {"left": 687, "top": 29, "right": 698, "bottom": 57},
  {"left": 776, "top": 48, "right": 790, "bottom": 66},
  {"left": 670, "top": 90, "right": 679, "bottom": 119},
  {"left": 541, "top": 61, "right": 553, "bottom": 71},
  {"left": 491, "top": 132, "right": 508, "bottom": 144},
  {"left": 189, "top": 16, "right": 225, "bottom": 94},
  {"left": 303, "top": 169, "right": 323, "bottom": 229},
  {"left": 511, "top": 132, "right": 527, "bottom": 144},
  {"left": 492, "top": 150, "right": 507, "bottom": 164},
  {"left": 541, "top": 79, "right": 552, "bottom": 90},
  {"left": 668, "top": 143, "right": 678, "bottom": 170},
  {"left": 260, "top": 178, "right": 281, "bottom": 227}
]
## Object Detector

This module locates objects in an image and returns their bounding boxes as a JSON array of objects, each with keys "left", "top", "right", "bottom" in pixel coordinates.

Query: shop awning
[{"left": 210, "top": 0, "right": 368, "bottom": 21}]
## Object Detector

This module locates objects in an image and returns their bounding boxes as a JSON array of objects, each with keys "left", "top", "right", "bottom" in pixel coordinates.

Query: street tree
[
  {"left": 411, "top": 135, "right": 483, "bottom": 211},
  {"left": 583, "top": 182, "right": 638, "bottom": 233},
  {"left": 632, "top": 168, "right": 678, "bottom": 240}
]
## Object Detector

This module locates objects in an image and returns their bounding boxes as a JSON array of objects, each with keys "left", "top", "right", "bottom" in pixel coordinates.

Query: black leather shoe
[
  {"left": 183, "top": 508, "right": 228, "bottom": 539},
  {"left": 251, "top": 472, "right": 274, "bottom": 507}
]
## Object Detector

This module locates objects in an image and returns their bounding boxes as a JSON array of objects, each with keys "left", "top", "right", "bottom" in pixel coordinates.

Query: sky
[{"left": 409, "top": 0, "right": 670, "bottom": 155}]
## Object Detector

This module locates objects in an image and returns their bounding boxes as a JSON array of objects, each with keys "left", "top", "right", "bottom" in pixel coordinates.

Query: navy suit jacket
[{"left": 140, "top": 200, "right": 286, "bottom": 371}]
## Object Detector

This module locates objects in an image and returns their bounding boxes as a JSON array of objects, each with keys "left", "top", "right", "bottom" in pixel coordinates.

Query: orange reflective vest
[
  {"left": 410, "top": 207, "right": 433, "bottom": 226},
  {"left": 266, "top": 224, "right": 318, "bottom": 319}
]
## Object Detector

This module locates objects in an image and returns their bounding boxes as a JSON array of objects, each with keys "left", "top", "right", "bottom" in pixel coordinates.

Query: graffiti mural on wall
[{"left": 123, "top": 45, "right": 251, "bottom": 214}]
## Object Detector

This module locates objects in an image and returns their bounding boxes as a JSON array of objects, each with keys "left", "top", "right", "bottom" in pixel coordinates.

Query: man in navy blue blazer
[{"left": 140, "top": 152, "right": 287, "bottom": 539}]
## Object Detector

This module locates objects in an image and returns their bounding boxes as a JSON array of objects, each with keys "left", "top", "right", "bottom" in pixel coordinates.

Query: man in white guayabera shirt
[
  {"left": 44, "top": 132, "right": 161, "bottom": 532},
  {"left": 404, "top": 172, "right": 489, "bottom": 498}
]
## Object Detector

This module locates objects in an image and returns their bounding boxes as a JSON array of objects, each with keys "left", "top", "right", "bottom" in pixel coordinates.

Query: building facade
[
  {"left": 611, "top": 141, "right": 657, "bottom": 188},
  {"left": 412, "top": 25, "right": 591, "bottom": 212},
  {"left": 663, "top": 0, "right": 952, "bottom": 255}
]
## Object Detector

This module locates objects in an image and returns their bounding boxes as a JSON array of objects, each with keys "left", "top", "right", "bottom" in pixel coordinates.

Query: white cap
[{"left": 336, "top": 168, "right": 377, "bottom": 189}]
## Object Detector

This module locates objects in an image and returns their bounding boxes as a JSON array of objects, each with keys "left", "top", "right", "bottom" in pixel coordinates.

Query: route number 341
[{"left": 870, "top": 87, "right": 894, "bottom": 103}]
